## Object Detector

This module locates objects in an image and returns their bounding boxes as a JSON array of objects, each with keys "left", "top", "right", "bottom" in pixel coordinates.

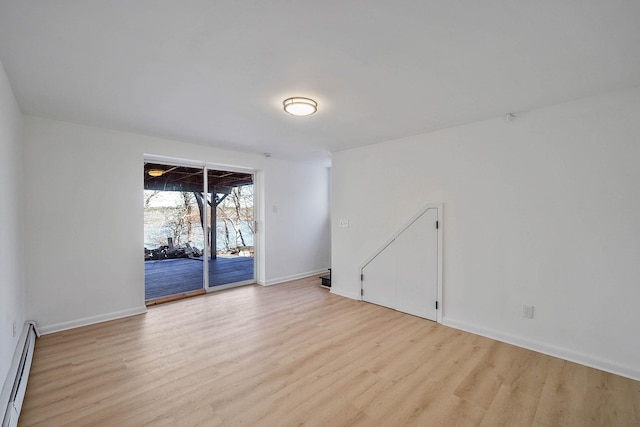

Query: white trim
[
  {"left": 143, "top": 155, "right": 255, "bottom": 176},
  {"left": 360, "top": 203, "right": 441, "bottom": 269},
  {"left": 143, "top": 154, "right": 205, "bottom": 168},
  {"left": 359, "top": 203, "right": 443, "bottom": 323},
  {"left": 330, "top": 288, "right": 361, "bottom": 301},
  {"left": 442, "top": 317, "right": 640, "bottom": 381},
  {"left": 202, "top": 164, "right": 258, "bottom": 290},
  {"left": 250, "top": 171, "right": 260, "bottom": 283},
  {"left": 203, "top": 164, "right": 209, "bottom": 289},
  {"left": 436, "top": 205, "right": 443, "bottom": 324},
  {"left": 254, "top": 170, "right": 266, "bottom": 284},
  {"left": 262, "top": 269, "right": 328, "bottom": 286},
  {"left": 203, "top": 161, "right": 255, "bottom": 175},
  {"left": 38, "top": 306, "right": 147, "bottom": 335}
]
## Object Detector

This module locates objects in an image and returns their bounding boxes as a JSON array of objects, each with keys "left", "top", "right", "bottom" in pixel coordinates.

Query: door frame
[
  {"left": 143, "top": 154, "right": 259, "bottom": 295},
  {"left": 360, "top": 203, "right": 443, "bottom": 323},
  {"left": 203, "top": 161, "right": 257, "bottom": 292}
]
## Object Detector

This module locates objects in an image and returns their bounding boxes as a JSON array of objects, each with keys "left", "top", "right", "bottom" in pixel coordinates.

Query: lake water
[{"left": 144, "top": 220, "right": 254, "bottom": 252}]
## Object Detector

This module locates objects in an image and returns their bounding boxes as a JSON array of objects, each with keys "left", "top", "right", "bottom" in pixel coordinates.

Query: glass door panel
[
  {"left": 206, "top": 168, "right": 254, "bottom": 288},
  {"left": 144, "top": 163, "right": 205, "bottom": 301}
]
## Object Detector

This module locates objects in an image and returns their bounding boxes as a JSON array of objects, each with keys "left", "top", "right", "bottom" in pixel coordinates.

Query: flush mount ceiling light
[
  {"left": 283, "top": 97, "right": 317, "bottom": 116},
  {"left": 148, "top": 169, "right": 164, "bottom": 177}
]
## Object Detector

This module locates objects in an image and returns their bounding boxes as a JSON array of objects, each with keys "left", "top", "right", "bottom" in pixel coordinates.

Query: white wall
[
  {"left": 263, "top": 161, "right": 331, "bottom": 284},
  {"left": 0, "top": 62, "right": 25, "bottom": 390},
  {"left": 331, "top": 87, "right": 640, "bottom": 380},
  {"left": 23, "top": 116, "right": 330, "bottom": 333}
]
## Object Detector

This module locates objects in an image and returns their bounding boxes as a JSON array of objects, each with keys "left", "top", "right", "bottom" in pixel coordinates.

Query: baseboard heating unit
[{"left": 1, "top": 321, "right": 39, "bottom": 427}]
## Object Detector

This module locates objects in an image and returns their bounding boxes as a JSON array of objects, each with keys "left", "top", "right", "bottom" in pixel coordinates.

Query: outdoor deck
[{"left": 144, "top": 256, "right": 254, "bottom": 300}]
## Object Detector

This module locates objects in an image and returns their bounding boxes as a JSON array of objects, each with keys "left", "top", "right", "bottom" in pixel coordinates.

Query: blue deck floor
[{"left": 144, "top": 256, "right": 254, "bottom": 300}]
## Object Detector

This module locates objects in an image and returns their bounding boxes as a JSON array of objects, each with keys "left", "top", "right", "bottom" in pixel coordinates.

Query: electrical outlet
[
  {"left": 339, "top": 219, "right": 349, "bottom": 228},
  {"left": 522, "top": 305, "right": 534, "bottom": 319}
]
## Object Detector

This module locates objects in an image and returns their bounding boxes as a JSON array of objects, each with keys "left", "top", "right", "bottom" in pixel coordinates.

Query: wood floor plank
[{"left": 19, "top": 276, "right": 640, "bottom": 426}]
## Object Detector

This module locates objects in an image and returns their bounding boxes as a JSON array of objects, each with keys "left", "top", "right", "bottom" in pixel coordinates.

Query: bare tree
[
  {"left": 216, "top": 185, "right": 254, "bottom": 252},
  {"left": 145, "top": 192, "right": 200, "bottom": 247},
  {"left": 144, "top": 190, "right": 160, "bottom": 208},
  {"left": 231, "top": 187, "right": 246, "bottom": 247},
  {"left": 182, "top": 192, "right": 194, "bottom": 243},
  {"left": 219, "top": 219, "right": 231, "bottom": 252}
]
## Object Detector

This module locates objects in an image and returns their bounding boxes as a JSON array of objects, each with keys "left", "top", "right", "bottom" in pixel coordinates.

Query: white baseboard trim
[
  {"left": 38, "top": 306, "right": 148, "bottom": 335},
  {"left": 329, "top": 287, "right": 361, "bottom": 301},
  {"left": 262, "top": 269, "right": 328, "bottom": 286},
  {"left": 442, "top": 317, "right": 640, "bottom": 382}
]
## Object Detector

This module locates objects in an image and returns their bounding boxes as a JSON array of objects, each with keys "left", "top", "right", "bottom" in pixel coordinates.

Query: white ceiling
[{"left": 1, "top": 1, "right": 640, "bottom": 160}]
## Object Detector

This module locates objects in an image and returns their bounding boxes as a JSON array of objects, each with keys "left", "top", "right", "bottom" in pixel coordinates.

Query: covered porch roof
[{"left": 144, "top": 162, "right": 252, "bottom": 193}]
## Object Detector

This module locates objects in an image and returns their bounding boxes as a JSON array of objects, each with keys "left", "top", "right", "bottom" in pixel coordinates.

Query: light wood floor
[{"left": 20, "top": 276, "right": 640, "bottom": 426}]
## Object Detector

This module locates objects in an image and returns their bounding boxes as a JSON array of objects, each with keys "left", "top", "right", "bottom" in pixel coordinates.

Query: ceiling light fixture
[
  {"left": 283, "top": 97, "right": 317, "bottom": 116},
  {"left": 148, "top": 169, "right": 164, "bottom": 177}
]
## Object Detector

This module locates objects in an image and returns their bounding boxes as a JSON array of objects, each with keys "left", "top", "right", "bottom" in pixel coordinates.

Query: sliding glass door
[{"left": 144, "top": 160, "right": 255, "bottom": 303}]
